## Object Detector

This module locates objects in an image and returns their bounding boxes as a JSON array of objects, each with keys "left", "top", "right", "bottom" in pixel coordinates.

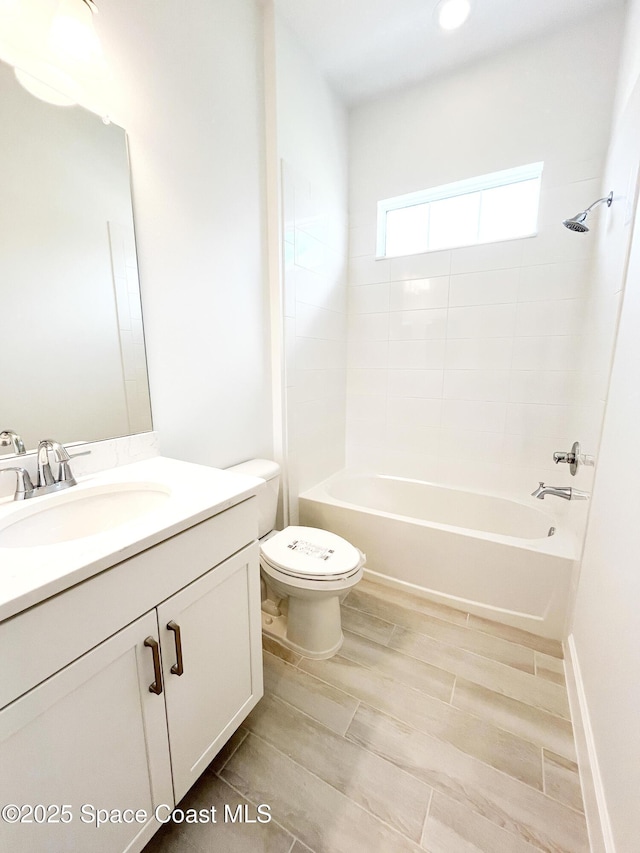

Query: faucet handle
[
  {"left": 52, "top": 444, "right": 90, "bottom": 485},
  {"left": 0, "top": 430, "right": 26, "bottom": 455},
  {"left": 0, "top": 467, "right": 34, "bottom": 500},
  {"left": 552, "top": 441, "right": 580, "bottom": 475}
]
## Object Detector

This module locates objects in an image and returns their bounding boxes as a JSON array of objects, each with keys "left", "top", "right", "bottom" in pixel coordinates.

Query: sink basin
[{"left": 0, "top": 484, "right": 171, "bottom": 548}]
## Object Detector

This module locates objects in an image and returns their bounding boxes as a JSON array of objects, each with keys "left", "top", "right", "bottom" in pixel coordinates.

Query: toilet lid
[{"left": 261, "top": 526, "right": 363, "bottom": 579}]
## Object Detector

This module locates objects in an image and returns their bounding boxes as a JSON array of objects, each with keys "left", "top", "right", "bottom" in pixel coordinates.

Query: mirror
[{"left": 0, "top": 59, "right": 152, "bottom": 455}]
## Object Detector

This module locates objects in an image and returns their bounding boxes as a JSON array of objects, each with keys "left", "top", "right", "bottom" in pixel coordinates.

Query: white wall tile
[
  {"left": 517, "top": 259, "right": 591, "bottom": 302},
  {"left": 505, "top": 403, "right": 574, "bottom": 437},
  {"left": 387, "top": 397, "right": 442, "bottom": 428},
  {"left": 348, "top": 418, "right": 387, "bottom": 447},
  {"left": 388, "top": 369, "right": 444, "bottom": 398},
  {"left": 389, "top": 308, "right": 447, "bottom": 340},
  {"left": 388, "top": 339, "right": 446, "bottom": 369},
  {"left": 347, "top": 368, "right": 388, "bottom": 396},
  {"left": 444, "top": 338, "right": 513, "bottom": 370},
  {"left": 294, "top": 370, "right": 327, "bottom": 402},
  {"left": 389, "top": 276, "right": 450, "bottom": 310},
  {"left": 521, "top": 223, "right": 594, "bottom": 267},
  {"left": 439, "top": 429, "right": 504, "bottom": 463},
  {"left": 349, "top": 283, "right": 390, "bottom": 314},
  {"left": 295, "top": 266, "right": 345, "bottom": 313},
  {"left": 386, "top": 422, "right": 441, "bottom": 456},
  {"left": 511, "top": 336, "right": 581, "bottom": 371},
  {"left": 347, "top": 339, "right": 388, "bottom": 369},
  {"left": 349, "top": 255, "right": 391, "bottom": 284},
  {"left": 296, "top": 302, "right": 344, "bottom": 340},
  {"left": 508, "top": 371, "right": 580, "bottom": 405},
  {"left": 449, "top": 268, "right": 519, "bottom": 306},
  {"left": 443, "top": 370, "right": 511, "bottom": 402},
  {"left": 349, "top": 224, "right": 377, "bottom": 258},
  {"left": 349, "top": 313, "right": 390, "bottom": 340},
  {"left": 441, "top": 400, "right": 507, "bottom": 432},
  {"left": 515, "top": 299, "right": 586, "bottom": 337},
  {"left": 501, "top": 432, "right": 570, "bottom": 469},
  {"left": 447, "top": 303, "right": 517, "bottom": 339},
  {"left": 450, "top": 239, "right": 525, "bottom": 275},
  {"left": 388, "top": 250, "right": 451, "bottom": 280},
  {"left": 347, "top": 394, "right": 387, "bottom": 422}
]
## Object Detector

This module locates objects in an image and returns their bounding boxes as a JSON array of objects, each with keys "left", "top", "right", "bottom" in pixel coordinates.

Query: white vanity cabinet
[{"left": 0, "top": 496, "right": 263, "bottom": 853}]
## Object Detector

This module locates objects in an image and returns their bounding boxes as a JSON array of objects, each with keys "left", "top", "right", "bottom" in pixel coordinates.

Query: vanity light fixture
[
  {"left": 0, "top": 0, "right": 104, "bottom": 106},
  {"left": 436, "top": 0, "right": 472, "bottom": 31}
]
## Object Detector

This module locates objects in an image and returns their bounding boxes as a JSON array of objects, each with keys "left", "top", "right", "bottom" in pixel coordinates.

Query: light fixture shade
[
  {"left": 437, "top": 0, "right": 472, "bottom": 31},
  {"left": 0, "top": 0, "right": 105, "bottom": 107}
]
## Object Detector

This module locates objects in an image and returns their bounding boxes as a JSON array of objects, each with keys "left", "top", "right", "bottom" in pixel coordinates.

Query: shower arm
[{"left": 584, "top": 192, "right": 613, "bottom": 213}]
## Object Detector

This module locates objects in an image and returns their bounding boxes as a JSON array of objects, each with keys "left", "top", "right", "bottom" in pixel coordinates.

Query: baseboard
[{"left": 564, "top": 634, "right": 616, "bottom": 853}]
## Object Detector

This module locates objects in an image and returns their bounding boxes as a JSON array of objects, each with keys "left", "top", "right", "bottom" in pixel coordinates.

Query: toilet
[{"left": 227, "top": 459, "right": 365, "bottom": 659}]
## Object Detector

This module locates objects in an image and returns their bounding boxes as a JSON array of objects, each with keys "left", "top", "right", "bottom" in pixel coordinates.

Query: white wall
[
  {"left": 567, "top": 3, "right": 640, "bottom": 850},
  {"left": 94, "top": 0, "right": 273, "bottom": 469},
  {"left": 346, "top": 10, "right": 623, "bottom": 526},
  {"left": 272, "top": 12, "right": 349, "bottom": 517}
]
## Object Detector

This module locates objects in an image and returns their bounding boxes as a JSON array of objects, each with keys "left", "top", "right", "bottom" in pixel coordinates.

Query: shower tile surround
[
  {"left": 143, "top": 577, "right": 588, "bottom": 853},
  {"left": 346, "top": 201, "right": 601, "bottom": 536},
  {"left": 282, "top": 163, "right": 348, "bottom": 521}
]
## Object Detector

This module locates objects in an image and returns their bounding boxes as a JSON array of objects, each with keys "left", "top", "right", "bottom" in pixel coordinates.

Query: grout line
[
  {"left": 288, "top": 649, "right": 575, "bottom": 774},
  {"left": 344, "top": 698, "right": 361, "bottom": 734},
  {"left": 245, "top": 728, "right": 429, "bottom": 844},
  {"left": 267, "top": 652, "right": 584, "bottom": 812},
  {"left": 449, "top": 676, "right": 457, "bottom": 705},
  {"left": 357, "top": 579, "right": 563, "bottom": 660},
  {"left": 420, "top": 788, "right": 434, "bottom": 849},
  {"left": 215, "top": 771, "right": 298, "bottom": 847}
]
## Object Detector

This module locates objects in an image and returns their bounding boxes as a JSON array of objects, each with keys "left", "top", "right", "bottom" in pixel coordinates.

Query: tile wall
[
  {"left": 282, "top": 163, "right": 348, "bottom": 520},
  {"left": 346, "top": 176, "right": 603, "bottom": 509}
]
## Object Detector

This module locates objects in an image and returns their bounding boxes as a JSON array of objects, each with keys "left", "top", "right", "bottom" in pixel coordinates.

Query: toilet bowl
[{"left": 227, "top": 460, "right": 365, "bottom": 660}]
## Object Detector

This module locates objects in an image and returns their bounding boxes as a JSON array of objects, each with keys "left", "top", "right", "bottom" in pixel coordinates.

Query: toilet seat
[{"left": 260, "top": 525, "right": 364, "bottom": 582}]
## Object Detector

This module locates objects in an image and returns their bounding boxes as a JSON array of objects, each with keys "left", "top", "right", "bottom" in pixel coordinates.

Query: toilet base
[{"left": 260, "top": 608, "right": 344, "bottom": 660}]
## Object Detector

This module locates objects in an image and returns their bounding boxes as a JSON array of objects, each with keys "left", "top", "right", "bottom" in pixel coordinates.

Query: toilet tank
[{"left": 226, "top": 459, "right": 280, "bottom": 538}]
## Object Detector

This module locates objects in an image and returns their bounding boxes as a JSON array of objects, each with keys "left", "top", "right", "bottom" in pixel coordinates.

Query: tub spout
[{"left": 532, "top": 482, "right": 589, "bottom": 501}]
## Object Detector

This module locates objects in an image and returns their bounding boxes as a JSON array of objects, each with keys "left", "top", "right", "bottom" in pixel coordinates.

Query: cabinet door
[
  {"left": 0, "top": 611, "right": 173, "bottom": 853},
  {"left": 158, "top": 542, "right": 263, "bottom": 802}
]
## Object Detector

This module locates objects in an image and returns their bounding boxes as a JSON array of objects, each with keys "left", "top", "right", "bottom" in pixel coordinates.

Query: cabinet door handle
[
  {"left": 144, "top": 636, "right": 163, "bottom": 695},
  {"left": 167, "top": 621, "right": 184, "bottom": 676}
]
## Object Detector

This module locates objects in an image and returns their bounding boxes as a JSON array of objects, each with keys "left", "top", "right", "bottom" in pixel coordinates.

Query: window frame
[{"left": 376, "top": 162, "right": 544, "bottom": 259}]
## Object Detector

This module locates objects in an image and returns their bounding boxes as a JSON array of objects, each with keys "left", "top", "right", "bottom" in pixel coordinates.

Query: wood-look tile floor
[{"left": 144, "top": 578, "right": 588, "bottom": 853}]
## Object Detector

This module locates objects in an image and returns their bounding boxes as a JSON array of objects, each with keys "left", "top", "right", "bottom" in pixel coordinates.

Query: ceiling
[{"left": 274, "top": 0, "right": 625, "bottom": 105}]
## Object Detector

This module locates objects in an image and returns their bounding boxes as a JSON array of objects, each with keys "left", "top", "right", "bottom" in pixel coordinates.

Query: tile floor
[{"left": 144, "top": 577, "right": 588, "bottom": 853}]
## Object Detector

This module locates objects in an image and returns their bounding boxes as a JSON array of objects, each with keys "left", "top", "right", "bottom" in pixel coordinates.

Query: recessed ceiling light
[{"left": 436, "top": 0, "right": 471, "bottom": 32}]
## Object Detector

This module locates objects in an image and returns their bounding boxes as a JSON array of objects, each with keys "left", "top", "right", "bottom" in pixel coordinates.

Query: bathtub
[{"left": 299, "top": 471, "right": 578, "bottom": 640}]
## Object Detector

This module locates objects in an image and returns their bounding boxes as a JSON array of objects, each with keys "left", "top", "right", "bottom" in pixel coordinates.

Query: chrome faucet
[
  {"left": 531, "top": 482, "right": 590, "bottom": 501},
  {"left": 0, "top": 440, "right": 89, "bottom": 501},
  {"left": 0, "top": 430, "right": 26, "bottom": 455}
]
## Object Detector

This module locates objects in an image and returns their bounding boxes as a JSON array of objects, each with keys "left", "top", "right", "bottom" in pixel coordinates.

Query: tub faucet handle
[{"left": 552, "top": 441, "right": 580, "bottom": 475}]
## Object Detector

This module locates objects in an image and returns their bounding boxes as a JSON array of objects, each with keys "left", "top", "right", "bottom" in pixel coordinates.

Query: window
[{"left": 377, "top": 162, "right": 543, "bottom": 258}]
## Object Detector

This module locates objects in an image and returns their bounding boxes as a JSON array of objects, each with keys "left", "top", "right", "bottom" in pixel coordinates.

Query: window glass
[
  {"left": 428, "top": 192, "right": 480, "bottom": 251},
  {"left": 377, "top": 163, "right": 543, "bottom": 258},
  {"left": 479, "top": 179, "right": 540, "bottom": 243},
  {"left": 385, "top": 203, "right": 429, "bottom": 257}
]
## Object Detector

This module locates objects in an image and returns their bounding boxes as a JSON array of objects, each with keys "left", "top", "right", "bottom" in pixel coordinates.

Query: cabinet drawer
[{"left": 1, "top": 497, "right": 257, "bottom": 709}]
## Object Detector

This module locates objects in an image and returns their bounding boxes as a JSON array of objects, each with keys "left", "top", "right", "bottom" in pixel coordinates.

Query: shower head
[{"left": 563, "top": 191, "right": 613, "bottom": 232}]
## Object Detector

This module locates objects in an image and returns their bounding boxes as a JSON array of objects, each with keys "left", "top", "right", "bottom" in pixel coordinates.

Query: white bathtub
[{"left": 299, "top": 471, "right": 578, "bottom": 640}]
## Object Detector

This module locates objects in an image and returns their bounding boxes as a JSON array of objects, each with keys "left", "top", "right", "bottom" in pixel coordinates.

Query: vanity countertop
[{"left": 0, "top": 456, "right": 262, "bottom": 623}]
